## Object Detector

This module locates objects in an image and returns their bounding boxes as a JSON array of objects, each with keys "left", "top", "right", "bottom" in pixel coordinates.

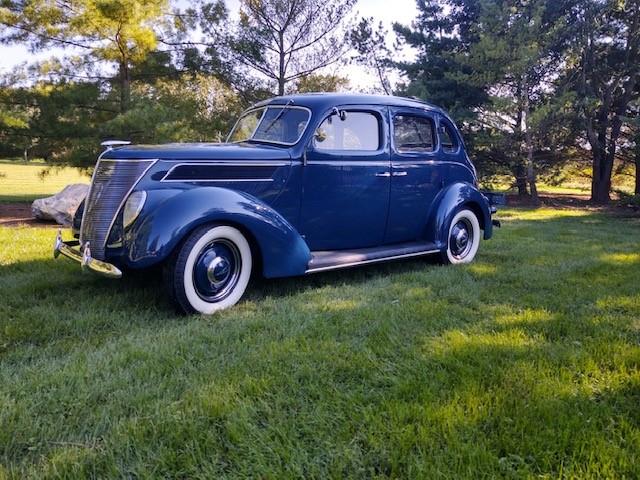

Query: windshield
[{"left": 227, "top": 106, "right": 311, "bottom": 145}]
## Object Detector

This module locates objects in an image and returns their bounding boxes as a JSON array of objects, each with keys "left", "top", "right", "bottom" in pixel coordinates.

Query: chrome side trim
[
  {"left": 160, "top": 161, "right": 289, "bottom": 182},
  {"left": 161, "top": 178, "right": 274, "bottom": 183},
  {"left": 305, "top": 249, "right": 440, "bottom": 274},
  {"left": 306, "top": 160, "right": 390, "bottom": 167}
]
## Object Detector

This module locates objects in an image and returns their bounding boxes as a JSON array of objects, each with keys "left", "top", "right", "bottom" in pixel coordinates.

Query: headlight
[{"left": 123, "top": 191, "right": 147, "bottom": 228}]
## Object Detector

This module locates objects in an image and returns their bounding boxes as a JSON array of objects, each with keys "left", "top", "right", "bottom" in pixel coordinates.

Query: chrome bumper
[{"left": 53, "top": 230, "right": 122, "bottom": 279}]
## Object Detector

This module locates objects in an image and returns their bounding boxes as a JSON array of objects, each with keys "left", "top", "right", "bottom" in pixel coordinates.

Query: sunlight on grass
[
  {"left": 468, "top": 263, "right": 498, "bottom": 276},
  {"left": 497, "top": 208, "right": 591, "bottom": 221},
  {"left": 600, "top": 252, "right": 640, "bottom": 264},
  {"left": 0, "top": 161, "right": 89, "bottom": 203},
  {"left": 1, "top": 208, "right": 640, "bottom": 478},
  {"left": 495, "top": 308, "right": 554, "bottom": 327}
]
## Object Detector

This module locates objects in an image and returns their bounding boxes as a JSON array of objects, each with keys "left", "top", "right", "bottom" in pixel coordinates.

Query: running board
[{"left": 306, "top": 241, "right": 440, "bottom": 274}]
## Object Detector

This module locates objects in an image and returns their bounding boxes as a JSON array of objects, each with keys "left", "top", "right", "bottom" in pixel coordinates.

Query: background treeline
[{"left": 0, "top": 0, "right": 639, "bottom": 204}]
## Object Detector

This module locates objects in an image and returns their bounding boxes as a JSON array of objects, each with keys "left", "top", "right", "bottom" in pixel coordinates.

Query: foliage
[
  {"left": 102, "top": 74, "right": 243, "bottom": 144},
  {"left": 294, "top": 73, "right": 350, "bottom": 94},
  {"left": 225, "top": 0, "right": 356, "bottom": 95},
  {"left": 350, "top": 17, "right": 392, "bottom": 94},
  {"left": 0, "top": 0, "right": 170, "bottom": 112},
  {"left": 1, "top": 208, "right": 640, "bottom": 477},
  {"left": 394, "top": 0, "right": 580, "bottom": 200},
  {"left": 394, "top": 0, "right": 486, "bottom": 122},
  {"left": 559, "top": 0, "right": 640, "bottom": 203}
]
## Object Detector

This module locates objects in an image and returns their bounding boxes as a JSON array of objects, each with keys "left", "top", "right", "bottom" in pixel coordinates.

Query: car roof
[{"left": 254, "top": 93, "right": 447, "bottom": 115}]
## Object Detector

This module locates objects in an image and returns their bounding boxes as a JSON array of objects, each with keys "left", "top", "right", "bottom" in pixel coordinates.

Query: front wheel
[
  {"left": 441, "top": 208, "right": 481, "bottom": 265},
  {"left": 165, "top": 225, "right": 252, "bottom": 314}
]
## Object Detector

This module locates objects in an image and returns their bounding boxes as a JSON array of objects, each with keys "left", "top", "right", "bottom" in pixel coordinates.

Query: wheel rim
[
  {"left": 449, "top": 218, "right": 474, "bottom": 260},
  {"left": 192, "top": 239, "right": 242, "bottom": 302}
]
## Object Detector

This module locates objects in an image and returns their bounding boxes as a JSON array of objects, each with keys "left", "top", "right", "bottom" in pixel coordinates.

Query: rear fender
[
  {"left": 425, "top": 182, "right": 493, "bottom": 248},
  {"left": 124, "top": 188, "right": 311, "bottom": 277}
]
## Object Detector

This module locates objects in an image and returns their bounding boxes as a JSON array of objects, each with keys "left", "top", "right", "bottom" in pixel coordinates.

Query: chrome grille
[{"left": 80, "top": 159, "right": 155, "bottom": 259}]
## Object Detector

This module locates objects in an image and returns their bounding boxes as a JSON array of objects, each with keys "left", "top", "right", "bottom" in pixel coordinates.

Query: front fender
[
  {"left": 124, "top": 188, "right": 311, "bottom": 277},
  {"left": 425, "top": 182, "right": 493, "bottom": 248}
]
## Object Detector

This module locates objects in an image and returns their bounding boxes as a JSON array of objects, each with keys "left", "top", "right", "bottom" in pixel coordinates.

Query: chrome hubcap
[
  {"left": 450, "top": 219, "right": 474, "bottom": 259},
  {"left": 193, "top": 239, "right": 241, "bottom": 302},
  {"left": 206, "top": 256, "right": 232, "bottom": 287}
]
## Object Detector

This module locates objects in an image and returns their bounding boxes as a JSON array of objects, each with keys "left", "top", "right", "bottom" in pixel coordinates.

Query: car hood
[{"left": 101, "top": 142, "right": 291, "bottom": 161}]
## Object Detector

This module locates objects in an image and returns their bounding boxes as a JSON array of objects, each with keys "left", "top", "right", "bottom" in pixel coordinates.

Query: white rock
[{"left": 32, "top": 184, "right": 89, "bottom": 226}]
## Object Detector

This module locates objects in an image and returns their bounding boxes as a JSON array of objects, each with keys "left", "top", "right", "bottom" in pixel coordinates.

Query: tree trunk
[
  {"left": 523, "top": 95, "right": 539, "bottom": 204},
  {"left": 590, "top": 149, "right": 613, "bottom": 204},
  {"left": 514, "top": 164, "right": 528, "bottom": 196},
  {"left": 119, "top": 61, "right": 131, "bottom": 113},
  {"left": 278, "top": 32, "right": 286, "bottom": 96},
  {"left": 635, "top": 154, "right": 640, "bottom": 196}
]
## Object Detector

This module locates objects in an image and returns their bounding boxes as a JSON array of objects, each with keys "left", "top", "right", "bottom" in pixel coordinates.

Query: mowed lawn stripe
[
  {"left": 0, "top": 161, "right": 89, "bottom": 203},
  {"left": 0, "top": 208, "right": 639, "bottom": 479}
]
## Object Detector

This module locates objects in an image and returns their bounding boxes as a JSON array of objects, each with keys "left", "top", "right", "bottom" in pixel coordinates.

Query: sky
[{"left": 0, "top": 0, "right": 419, "bottom": 90}]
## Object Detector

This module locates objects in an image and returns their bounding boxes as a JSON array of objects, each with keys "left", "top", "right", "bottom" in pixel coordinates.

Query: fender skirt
[
  {"left": 425, "top": 182, "right": 493, "bottom": 248},
  {"left": 124, "top": 188, "right": 311, "bottom": 278}
]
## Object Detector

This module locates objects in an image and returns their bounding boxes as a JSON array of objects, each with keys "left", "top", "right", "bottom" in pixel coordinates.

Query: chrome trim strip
[
  {"left": 160, "top": 161, "right": 288, "bottom": 182},
  {"left": 161, "top": 178, "right": 274, "bottom": 183},
  {"left": 98, "top": 158, "right": 160, "bottom": 162},
  {"left": 306, "top": 160, "right": 390, "bottom": 167},
  {"left": 305, "top": 249, "right": 440, "bottom": 274},
  {"left": 391, "top": 159, "right": 477, "bottom": 178}
]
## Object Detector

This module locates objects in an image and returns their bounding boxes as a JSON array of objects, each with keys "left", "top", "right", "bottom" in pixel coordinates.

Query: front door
[{"left": 300, "top": 106, "right": 390, "bottom": 251}]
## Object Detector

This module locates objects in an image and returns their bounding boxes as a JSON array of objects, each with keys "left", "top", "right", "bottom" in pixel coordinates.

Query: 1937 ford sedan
[{"left": 54, "top": 93, "right": 501, "bottom": 314}]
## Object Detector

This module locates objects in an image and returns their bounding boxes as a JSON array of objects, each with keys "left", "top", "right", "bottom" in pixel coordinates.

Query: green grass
[
  {"left": 0, "top": 161, "right": 89, "bottom": 203},
  {"left": 1, "top": 208, "right": 639, "bottom": 478}
]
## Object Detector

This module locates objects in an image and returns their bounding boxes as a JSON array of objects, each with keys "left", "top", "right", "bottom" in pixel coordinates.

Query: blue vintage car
[{"left": 54, "top": 93, "right": 500, "bottom": 314}]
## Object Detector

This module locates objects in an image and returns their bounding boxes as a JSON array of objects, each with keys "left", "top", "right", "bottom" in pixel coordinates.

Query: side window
[
  {"left": 439, "top": 120, "right": 459, "bottom": 153},
  {"left": 393, "top": 115, "right": 436, "bottom": 153},
  {"left": 314, "top": 111, "right": 380, "bottom": 151}
]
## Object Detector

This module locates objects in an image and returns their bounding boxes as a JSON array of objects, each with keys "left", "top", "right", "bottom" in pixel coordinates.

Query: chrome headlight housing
[{"left": 122, "top": 190, "right": 147, "bottom": 228}]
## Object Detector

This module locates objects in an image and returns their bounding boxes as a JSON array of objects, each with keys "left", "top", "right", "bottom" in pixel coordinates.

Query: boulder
[{"left": 32, "top": 183, "right": 89, "bottom": 226}]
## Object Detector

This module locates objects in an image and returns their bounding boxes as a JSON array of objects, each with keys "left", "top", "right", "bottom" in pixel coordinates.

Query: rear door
[
  {"left": 384, "top": 108, "right": 443, "bottom": 244},
  {"left": 300, "top": 106, "right": 391, "bottom": 251}
]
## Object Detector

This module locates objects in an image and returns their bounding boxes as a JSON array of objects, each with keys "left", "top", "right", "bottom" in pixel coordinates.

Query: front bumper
[{"left": 53, "top": 230, "right": 122, "bottom": 279}]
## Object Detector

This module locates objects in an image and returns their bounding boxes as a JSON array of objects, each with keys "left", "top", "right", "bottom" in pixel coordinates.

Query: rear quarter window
[{"left": 439, "top": 119, "right": 459, "bottom": 154}]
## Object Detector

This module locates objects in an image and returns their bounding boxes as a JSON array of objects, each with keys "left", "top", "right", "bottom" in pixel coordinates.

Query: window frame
[
  {"left": 437, "top": 117, "right": 461, "bottom": 155},
  {"left": 310, "top": 108, "right": 385, "bottom": 156},
  {"left": 391, "top": 113, "right": 438, "bottom": 155},
  {"left": 226, "top": 105, "right": 312, "bottom": 146}
]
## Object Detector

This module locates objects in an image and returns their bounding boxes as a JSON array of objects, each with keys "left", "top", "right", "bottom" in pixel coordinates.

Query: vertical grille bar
[{"left": 80, "top": 159, "right": 155, "bottom": 260}]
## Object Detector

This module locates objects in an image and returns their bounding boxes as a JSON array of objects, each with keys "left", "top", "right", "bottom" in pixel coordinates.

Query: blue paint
[{"left": 88, "top": 93, "right": 495, "bottom": 278}]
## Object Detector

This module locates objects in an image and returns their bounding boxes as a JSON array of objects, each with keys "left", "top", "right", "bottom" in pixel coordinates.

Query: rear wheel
[
  {"left": 165, "top": 224, "right": 252, "bottom": 314},
  {"left": 441, "top": 208, "right": 481, "bottom": 265}
]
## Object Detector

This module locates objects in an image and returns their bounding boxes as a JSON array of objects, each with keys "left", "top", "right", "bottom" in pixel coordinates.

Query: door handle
[
  {"left": 375, "top": 172, "right": 391, "bottom": 177},
  {"left": 393, "top": 171, "right": 408, "bottom": 177}
]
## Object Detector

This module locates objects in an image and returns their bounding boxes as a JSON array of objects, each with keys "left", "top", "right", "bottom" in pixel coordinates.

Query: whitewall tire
[
  {"left": 442, "top": 208, "right": 481, "bottom": 265},
  {"left": 165, "top": 225, "right": 252, "bottom": 314}
]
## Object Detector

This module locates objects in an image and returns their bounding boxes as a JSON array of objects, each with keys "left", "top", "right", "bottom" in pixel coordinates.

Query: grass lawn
[
  {"left": 1, "top": 208, "right": 639, "bottom": 478},
  {"left": 0, "top": 161, "right": 89, "bottom": 203}
]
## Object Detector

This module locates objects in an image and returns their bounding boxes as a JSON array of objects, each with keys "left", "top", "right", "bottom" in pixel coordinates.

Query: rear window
[{"left": 393, "top": 115, "right": 436, "bottom": 153}]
